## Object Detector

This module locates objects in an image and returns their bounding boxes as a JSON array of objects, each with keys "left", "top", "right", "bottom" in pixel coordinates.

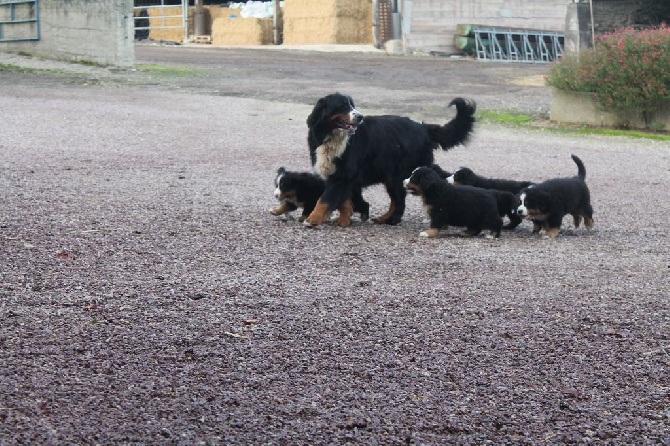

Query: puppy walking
[
  {"left": 516, "top": 155, "right": 594, "bottom": 238},
  {"left": 404, "top": 167, "right": 503, "bottom": 238}
]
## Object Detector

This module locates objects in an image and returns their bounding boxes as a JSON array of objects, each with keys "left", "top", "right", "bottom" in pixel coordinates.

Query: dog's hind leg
[
  {"left": 351, "top": 188, "right": 369, "bottom": 222},
  {"left": 335, "top": 199, "right": 353, "bottom": 227},
  {"left": 582, "top": 204, "right": 594, "bottom": 229},
  {"left": 372, "top": 200, "right": 396, "bottom": 224},
  {"left": 373, "top": 181, "right": 405, "bottom": 225},
  {"left": 304, "top": 199, "right": 331, "bottom": 226},
  {"left": 571, "top": 212, "right": 582, "bottom": 228}
]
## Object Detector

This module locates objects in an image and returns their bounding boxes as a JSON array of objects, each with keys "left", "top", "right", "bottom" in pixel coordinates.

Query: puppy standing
[
  {"left": 403, "top": 167, "right": 503, "bottom": 238},
  {"left": 270, "top": 167, "right": 370, "bottom": 224},
  {"left": 516, "top": 155, "right": 594, "bottom": 238},
  {"left": 446, "top": 166, "right": 532, "bottom": 229}
]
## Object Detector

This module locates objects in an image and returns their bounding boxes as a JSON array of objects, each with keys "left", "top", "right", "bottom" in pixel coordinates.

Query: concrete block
[{"left": 550, "top": 90, "right": 669, "bottom": 131}]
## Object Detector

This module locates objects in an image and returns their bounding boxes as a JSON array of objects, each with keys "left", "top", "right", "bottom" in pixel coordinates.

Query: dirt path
[{"left": 0, "top": 47, "right": 668, "bottom": 444}]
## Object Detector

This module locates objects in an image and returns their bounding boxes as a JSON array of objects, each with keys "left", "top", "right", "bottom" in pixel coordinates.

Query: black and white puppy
[
  {"left": 516, "top": 155, "right": 594, "bottom": 238},
  {"left": 445, "top": 166, "right": 531, "bottom": 229},
  {"left": 270, "top": 167, "right": 369, "bottom": 224},
  {"left": 403, "top": 166, "right": 503, "bottom": 238}
]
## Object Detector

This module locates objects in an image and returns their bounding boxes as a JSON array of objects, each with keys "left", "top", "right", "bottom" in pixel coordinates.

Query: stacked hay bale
[
  {"left": 187, "top": 6, "right": 237, "bottom": 37},
  {"left": 211, "top": 6, "right": 273, "bottom": 45},
  {"left": 144, "top": 6, "right": 184, "bottom": 42},
  {"left": 283, "top": 0, "right": 372, "bottom": 44}
]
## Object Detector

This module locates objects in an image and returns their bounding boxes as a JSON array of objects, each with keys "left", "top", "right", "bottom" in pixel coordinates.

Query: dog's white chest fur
[{"left": 315, "top": 131, "right": 349, "bottom": 179}]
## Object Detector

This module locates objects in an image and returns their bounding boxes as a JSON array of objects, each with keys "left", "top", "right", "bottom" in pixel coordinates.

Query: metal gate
[
  {"left": 473, "top": 26, "right": 564, "bottom": 63},
  {"left": 133, "top": 0, "right": 187, "bottom": 42},
  {"left": 0, "top": 0, "right": 40, "bottom": 42}
]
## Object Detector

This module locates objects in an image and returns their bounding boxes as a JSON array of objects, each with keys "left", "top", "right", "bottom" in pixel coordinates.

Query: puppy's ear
[
  {"left": 537, "top": 190, "right": 551, "bottom": 211},
  {"left": 277, "top": 167, "right": 286, "bottom": 175},
  {"left": 418, "top": 169, "right": 437, "bottom": 191},
  {"left": 307, "top": 98, "right": 326, "bottom": 127}
]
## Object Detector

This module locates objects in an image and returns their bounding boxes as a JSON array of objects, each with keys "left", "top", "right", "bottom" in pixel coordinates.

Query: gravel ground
[{"left": 0, "top": 48, "right": 669, "bottom": 444}]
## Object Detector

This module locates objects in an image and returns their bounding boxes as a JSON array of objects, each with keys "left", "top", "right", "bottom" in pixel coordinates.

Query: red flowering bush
[{"left": 546, "top": 24, "right": 670, "bottom": 124}]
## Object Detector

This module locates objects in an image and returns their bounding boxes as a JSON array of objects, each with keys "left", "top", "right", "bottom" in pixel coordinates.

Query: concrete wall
[
  {"left": 0, "top": 0, "right": 134, "bottom": 68},
  {"left": 550, "top": 90, "right": 669, "bottom": 131},
  {"left": 402, "top": 0, "right": 567, "bottom": 55}
]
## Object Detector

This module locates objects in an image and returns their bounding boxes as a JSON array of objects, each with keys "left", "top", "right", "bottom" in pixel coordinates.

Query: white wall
[{"left": 0, "top": 0, "right": 134, "bottom": 67}]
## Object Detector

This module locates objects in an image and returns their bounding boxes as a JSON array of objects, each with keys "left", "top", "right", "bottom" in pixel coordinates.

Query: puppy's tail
[
  {"left": 571, "top": 154, "right": 586, "bottom": 180},
  {"left": 424, "top": 98, "right": 477, "bottom": 151}
]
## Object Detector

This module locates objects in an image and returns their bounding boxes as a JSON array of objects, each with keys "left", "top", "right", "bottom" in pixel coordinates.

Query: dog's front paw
[
  {"left": 544, "top": 228, "right": 560, "bottom": 238},
  {"left": 419, "top": 228, "right": 439, "bottom": 238}
]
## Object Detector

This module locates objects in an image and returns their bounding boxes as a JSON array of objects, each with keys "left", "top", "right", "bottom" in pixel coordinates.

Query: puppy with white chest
[
  {"left": 403, "top": 167, "right": 503, "bottom": 238},
  {"left": 270, "top": 167, "right": 370, "bottom": 225},
  {"left": 516, "top": 154, "right": 594, "bottom": 238},
  {"left": 446, "top": 166, "right": 531, "bottom": 230}
]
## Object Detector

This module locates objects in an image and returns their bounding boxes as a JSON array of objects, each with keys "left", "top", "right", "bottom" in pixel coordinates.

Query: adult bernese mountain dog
[
  {"left": 516, "top": 154, "right": 594, "bottom": 238},
  {"left": 403, "top": 166, "right": 503, "bottom": 238},
  {"left": 303, "top": 93, "right": 476, "bottom": 227},
  {"left": 269, "top": 167, "right": 369, "bottom": 225}
]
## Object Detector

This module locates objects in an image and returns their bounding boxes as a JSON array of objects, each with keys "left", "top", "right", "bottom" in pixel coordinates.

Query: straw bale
[
  {"left": 283, "top": 0, "right": 372, "bottom": 44},
  {"left": 211, "top": 17, "right": 273, "bottom": 45},
  {"left": 186, "top": 6, "right": 240, "bottom": 35},
  {"left": 144, "top": 6, "right": 184, "bottom": 42}
]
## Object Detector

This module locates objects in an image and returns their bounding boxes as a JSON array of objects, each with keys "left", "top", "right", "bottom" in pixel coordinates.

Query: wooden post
[
  {"left": 194, "top": 0, "right": 205, "bottom": 37},
  {"left": 273, "top": 0, "right": 282, "bottom": 45}
]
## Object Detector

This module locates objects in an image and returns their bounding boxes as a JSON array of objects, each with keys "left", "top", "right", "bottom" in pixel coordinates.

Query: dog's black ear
[
  {"left": 537, "top": 190, "right": 551, "bottom": 211},
  {"left": 307, "top": 98, "right": 326, "bottom": 127},
  {"left": 277, "top": 167, "right": 286, "bottom": 175},
  {"left": 418, "top": 169, "right": 437, "bottom": 191}
]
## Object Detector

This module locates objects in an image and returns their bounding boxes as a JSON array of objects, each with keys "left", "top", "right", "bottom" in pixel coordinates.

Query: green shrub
[{"left": 546, "top": 24, "right": 670, "bottom": 124}]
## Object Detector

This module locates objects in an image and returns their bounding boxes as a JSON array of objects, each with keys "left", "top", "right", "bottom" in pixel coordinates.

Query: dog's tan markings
[
  {"left": 545, "top": 227, "right": 560, "bottom": 238},
  {"left": 304, "top": 199, "right": 330, "bottom": 226},
  {"left": 336, "top": 199, "right": 353, "bottom": 227},
  {"left": 420, "top": 228, "right": 440, "bottom": 237},
  {"left": 314, "top": 131, "right": 349, "bottom": 179},
  {"left": 269, "top": 201, "right": 294, "bottom": 216},
  {"left": 584, "top": 217, "right": 594, "bottom": 229},
  {"left": 404, "top": 183, "right": 422, "bottom": 195},
  {"left": 372, "top": 200, "right": 396, "bottom": 224},
  {"left": 572, "top": 213, "right": 582, "bottom": 228}
]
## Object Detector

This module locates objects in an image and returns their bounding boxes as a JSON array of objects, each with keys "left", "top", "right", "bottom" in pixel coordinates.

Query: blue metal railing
[
  {"left": 473, "top": 26, "right": 563, "bottom": 63},
  {"left": 0, "top": 0, "right": 40, "bottom": 42}
]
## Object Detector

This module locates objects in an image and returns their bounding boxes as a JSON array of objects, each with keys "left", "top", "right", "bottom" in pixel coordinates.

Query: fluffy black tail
[
  {"left": 571, "top": 154, "right": 586, "bottom": 180},
  {"left": 424, "top": 98, "right": 476, "bottom": 150}
]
